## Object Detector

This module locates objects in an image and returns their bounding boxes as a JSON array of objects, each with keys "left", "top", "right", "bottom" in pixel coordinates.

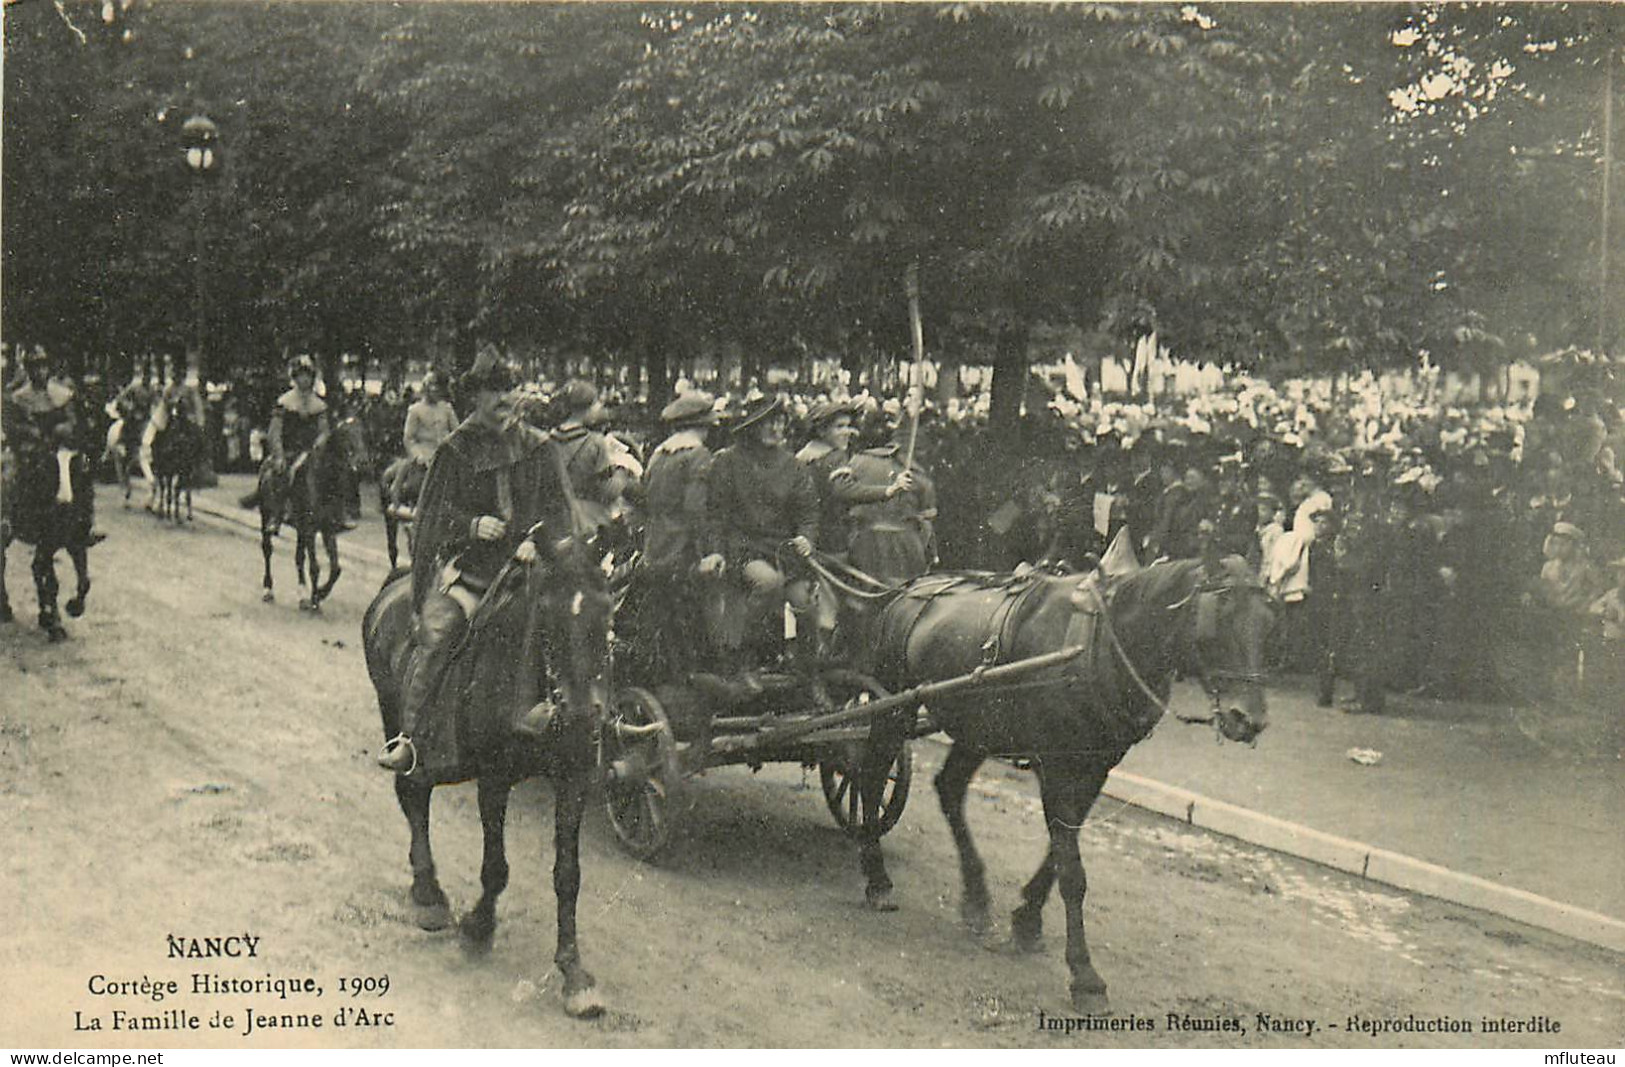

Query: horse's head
[
  {"left": 532, "top": 524, "right": 613, "bottom": 731},
  {"left": 1183, "top": 555, "right": 1275, "bottom": 744}
]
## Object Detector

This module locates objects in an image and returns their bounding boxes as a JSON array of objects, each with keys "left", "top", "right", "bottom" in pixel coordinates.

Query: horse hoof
[
  {"left": 563, "top": 986, "right": 607, "bottom": 1019},
  {"left": 298, "top": 598, "right": 314, "bottom": 612},
  {"left": 66, "top": 599, "right": 85, "bottom": 619},
  {"left": 45, "top": 625, "right": 69, "bottom": 643},
  {"left": 413, "top": 901, "right": 452, "bottom": 932},
  {"left": 989, "top": 933, "right": 1044, "bottom": 956},
  {"left": 962, "top": 903, "right": 993, "bottom": 938},
  {"left": 458, "top": 913, "right": 496, "bottom": 950},
  {"left": 865, "top": 888, "right": 900, "bottom": 913},
  {"left": 262, "top": 591, "right": 275, "bottom": 603},
  {"left": 1071, "top": 988, "right": 1110, "bottom": 1016}
]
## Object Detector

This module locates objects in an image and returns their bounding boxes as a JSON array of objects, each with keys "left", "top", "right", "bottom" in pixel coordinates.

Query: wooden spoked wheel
[
  {"left": 600, "top": 686, "right": 683, "bottom": 860},
  {"left": 817, "top": 680, "right": 914, "bottom": 838}
]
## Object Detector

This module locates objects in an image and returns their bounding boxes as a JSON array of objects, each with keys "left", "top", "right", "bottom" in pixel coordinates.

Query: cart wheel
[
  {"left": 820, "top": 741, "right": 913, "bottom": 838},
  {"left": 601, "top": 686, "right": 683, "bottom": 860}
]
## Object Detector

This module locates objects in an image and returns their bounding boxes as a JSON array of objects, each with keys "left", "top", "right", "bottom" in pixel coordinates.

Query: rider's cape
[{"left": 409, "top": 419, "right": 570, "bottom": 611}]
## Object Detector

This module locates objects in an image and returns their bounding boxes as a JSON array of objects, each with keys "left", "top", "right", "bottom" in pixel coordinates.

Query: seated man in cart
[
  {"left": 632, "top": 389, "right": 735, "bottom": 686},
  {"left": 699, "top": 394, "right": 822, "bottom": 684}
]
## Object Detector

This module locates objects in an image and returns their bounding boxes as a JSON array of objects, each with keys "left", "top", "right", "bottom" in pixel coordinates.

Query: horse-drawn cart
[{"left": 596, "top": 641, "right": 1089, "bottom": 860}]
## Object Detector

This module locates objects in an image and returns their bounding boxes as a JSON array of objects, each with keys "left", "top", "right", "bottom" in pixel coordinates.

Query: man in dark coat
[
  {"left": 1147, "top": 461, "right": 1214, "bottom": 561},
  {"left": 377, "top": 351, "right": 575, "bottom": 773},
  {"left": 701, "top": 395, "right": 819, "bottom": 670}
]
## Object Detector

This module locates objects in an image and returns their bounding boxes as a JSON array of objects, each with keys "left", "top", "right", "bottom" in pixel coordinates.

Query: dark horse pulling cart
[{"left": 600, "top": 537, "right": 1276, "bottom": 1012}]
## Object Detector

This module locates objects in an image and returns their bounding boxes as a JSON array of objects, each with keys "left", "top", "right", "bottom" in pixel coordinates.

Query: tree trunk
[{"left": 988, "top": 324, "right": 1027, "bottom": 448}]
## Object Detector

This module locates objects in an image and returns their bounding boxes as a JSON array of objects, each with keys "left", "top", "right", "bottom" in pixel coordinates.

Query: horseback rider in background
[
  {"left": 377, "top": 349, "right": 571, "bottom": 774},
  {"left": 270, "top": 355, "right": 330, "bottom": 488},
  {"left": 400, "top": 369, "right": 457, "bottom": 480},
  {"left": 4, "top": 347, "right": 97, "bottom": 639}
]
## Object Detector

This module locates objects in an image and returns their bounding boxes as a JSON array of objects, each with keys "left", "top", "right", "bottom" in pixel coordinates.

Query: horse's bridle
[
  {"left": 1095, "top": 569, "right": 1270, "bottom": 744},
  {"left": 1175, "top": 575, "right": 1272, "bottom": 739}
]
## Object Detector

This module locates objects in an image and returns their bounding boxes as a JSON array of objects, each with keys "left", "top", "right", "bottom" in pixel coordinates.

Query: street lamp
[{"left": 182, "top": 113, "right": 220, "bottom": 485}]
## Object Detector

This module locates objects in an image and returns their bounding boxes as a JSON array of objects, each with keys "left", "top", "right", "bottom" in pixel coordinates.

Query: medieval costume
[{"left": 379, "top": 354, "right": 574, "bottom": 775}]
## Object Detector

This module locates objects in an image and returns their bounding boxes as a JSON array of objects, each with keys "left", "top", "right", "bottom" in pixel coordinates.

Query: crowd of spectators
[{"left": 7, "top": 342, "right": 1620, "bottom": 714}]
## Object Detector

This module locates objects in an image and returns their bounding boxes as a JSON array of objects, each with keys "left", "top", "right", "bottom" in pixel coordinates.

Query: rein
[{"left": 804, "top": 551, "right": 904, "bottom": 601}]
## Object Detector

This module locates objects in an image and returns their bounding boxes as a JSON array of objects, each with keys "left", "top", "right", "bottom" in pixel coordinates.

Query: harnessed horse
[
  {"left": 853, "top": 548, "right": 1274, "bottom": 1012},
  {"left": 361, "top": 516, "right": 613, "bottom": 1018},
  {"left": 255, "top": 415, "right": 365, "bottom": 610}
]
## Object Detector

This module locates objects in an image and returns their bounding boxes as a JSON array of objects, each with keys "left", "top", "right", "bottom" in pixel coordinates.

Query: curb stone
[{"left": 917, "top": 738, "right": 1625, "bottom": 955}]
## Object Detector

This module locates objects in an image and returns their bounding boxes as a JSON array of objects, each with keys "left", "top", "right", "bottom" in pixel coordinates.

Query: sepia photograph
[{"left": 1, "top": 0, "right": 1621, "bottom": 1052}]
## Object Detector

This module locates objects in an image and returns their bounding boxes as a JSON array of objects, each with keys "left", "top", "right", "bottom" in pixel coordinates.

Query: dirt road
[{"left": 2, "top": 505, "right": 1620, "bottom": 1049}]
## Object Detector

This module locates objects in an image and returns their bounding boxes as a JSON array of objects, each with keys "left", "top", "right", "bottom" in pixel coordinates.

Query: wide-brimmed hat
[
  {"left": 731, "top": 394, "right": 784, "bottom": 434},
  {"left": 660, "top": 390, "right": 718, "bottom": 426},
  {"left": 807, "top": 397, "right": 858, "bottom": 430},
  {"left": 1549, "top": 521, "right": 1585, "bottom": 541},
  {"left": 459, "top": 346, "right": 515, "bottom": 395}
]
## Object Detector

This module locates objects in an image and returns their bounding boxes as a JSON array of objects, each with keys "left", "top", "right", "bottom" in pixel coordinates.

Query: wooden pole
[{"left": 904, "top": 261, "right": 926, "bottom": 469}]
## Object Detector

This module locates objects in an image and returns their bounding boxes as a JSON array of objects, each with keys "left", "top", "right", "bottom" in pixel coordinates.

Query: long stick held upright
[{"left": 904, "top": 261, "right": 925, "bottom": 469}]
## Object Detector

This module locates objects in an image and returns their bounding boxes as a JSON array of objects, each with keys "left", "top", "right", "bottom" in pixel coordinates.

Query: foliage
[{"left": 3, "top": 1, "right": 1622, "bottom": 410}]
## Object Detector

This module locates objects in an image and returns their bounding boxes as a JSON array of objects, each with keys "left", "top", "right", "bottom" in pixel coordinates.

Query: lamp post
[{"left": 182, "top": 113, "right": 220, "bottom": 485}]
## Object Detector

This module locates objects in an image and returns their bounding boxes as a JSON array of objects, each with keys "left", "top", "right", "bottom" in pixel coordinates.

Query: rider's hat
[
  {"left": 288, "top": 354, "right": 318, "bottom": 379},
  {"left": 731, "top": 394, "right": 784, "bottom": 434},
  {"left": 23, "top": 345, "right": 50, "bottom": 367},
  {"left": 459, "top": 346, "right": 515, "bottom": 395},
  {"left": 660, "top": 390, "right": 718, "bottom": 427}
]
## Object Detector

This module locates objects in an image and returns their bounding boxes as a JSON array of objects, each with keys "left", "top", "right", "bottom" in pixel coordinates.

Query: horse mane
[
  {"left": 1104, "top": 558, "right": 1204, "bottom": 616},
  {"left": 1104, "top": 555, "right": 1254, "bottom": 619}
]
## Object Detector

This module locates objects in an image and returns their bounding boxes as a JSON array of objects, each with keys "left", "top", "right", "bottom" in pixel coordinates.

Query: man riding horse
[
  {"left": 376, "top": 350, "right": 567, "bottom": 774},
  {"left": 3, "top": 347, "right": 97, "bottom": 640}
]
